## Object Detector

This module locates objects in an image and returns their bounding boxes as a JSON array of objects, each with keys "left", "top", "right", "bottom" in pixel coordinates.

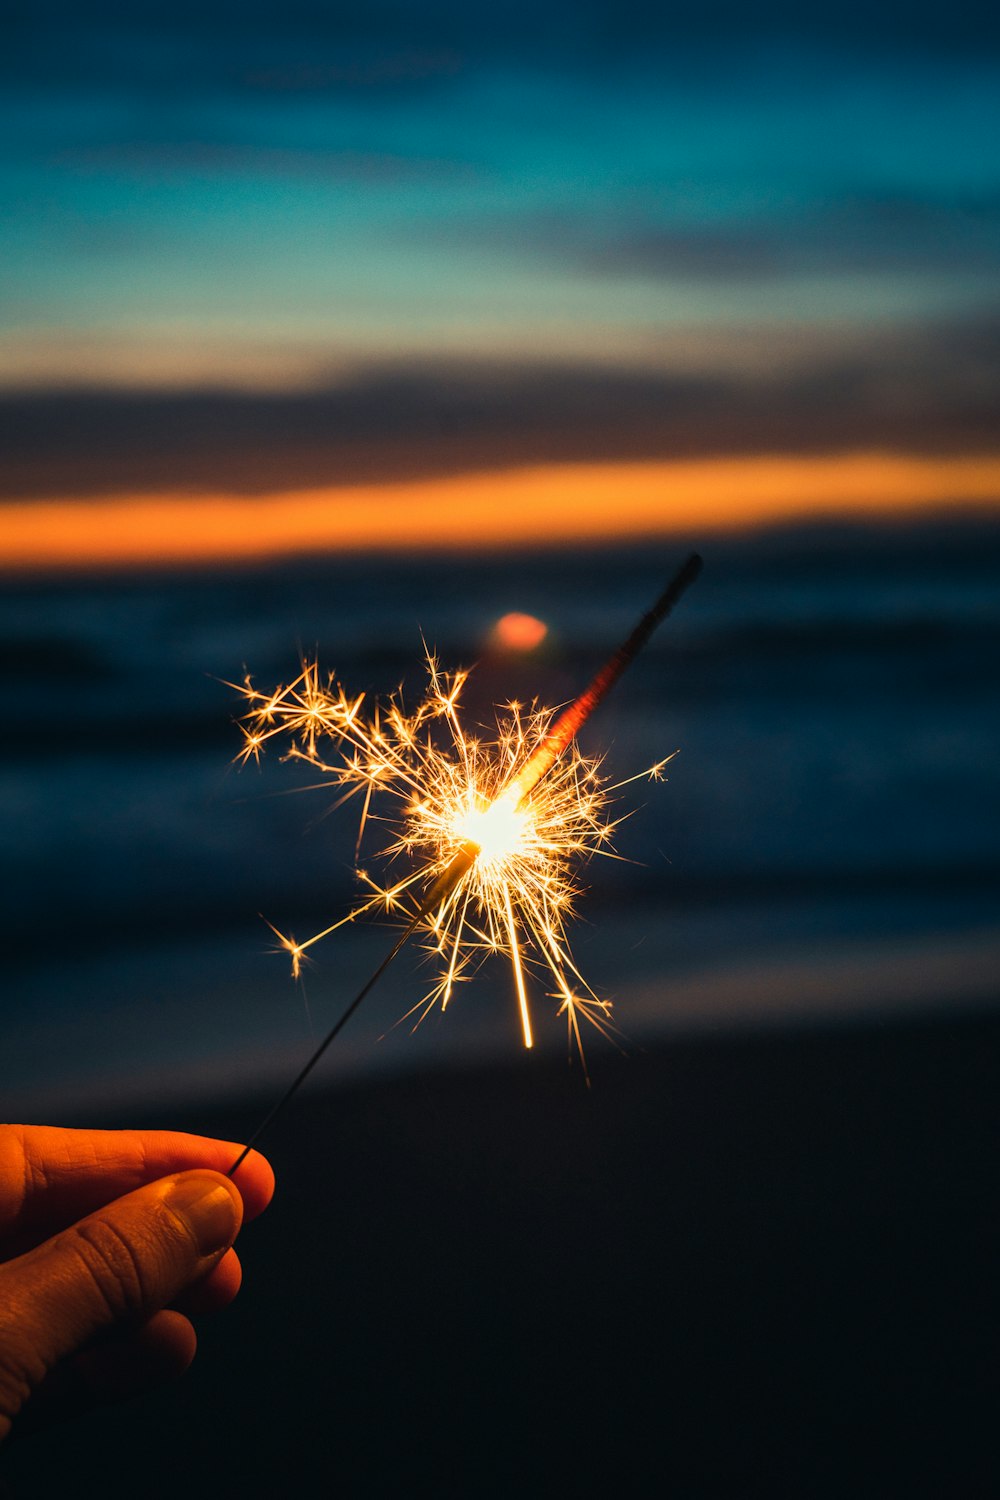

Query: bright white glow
[{"left": 456, "top": 787, "right": 527, "bottom": 871}]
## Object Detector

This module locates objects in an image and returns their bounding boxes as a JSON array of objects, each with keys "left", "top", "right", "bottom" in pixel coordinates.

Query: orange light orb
[{"left": 491, "top": 611, "right": 548, "bottom": 652}]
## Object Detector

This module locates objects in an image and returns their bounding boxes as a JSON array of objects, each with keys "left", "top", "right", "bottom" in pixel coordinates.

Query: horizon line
[{"left": 2, "top": 451, "right": 998, "bottom": 574}]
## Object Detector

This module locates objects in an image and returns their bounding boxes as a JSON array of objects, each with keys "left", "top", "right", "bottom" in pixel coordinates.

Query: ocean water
[{"left": 2, "top": 518, "right": 998, "bottom": 1118}]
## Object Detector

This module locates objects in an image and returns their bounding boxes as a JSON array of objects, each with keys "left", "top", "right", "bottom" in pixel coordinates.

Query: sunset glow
[
  {"left": 3, "top": 453, "right": 997, "bottom": 573},
  {"left": 4, "top": 5, "right": 997, "bottom": 580}
]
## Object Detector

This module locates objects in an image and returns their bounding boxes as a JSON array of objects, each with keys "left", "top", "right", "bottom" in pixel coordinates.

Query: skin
[{"left": 0, "top": 1126, "right": 274, "bottom": 1441}]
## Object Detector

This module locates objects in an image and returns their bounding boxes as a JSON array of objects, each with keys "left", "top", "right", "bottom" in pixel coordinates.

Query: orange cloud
[{"left": 1, "top": 453, "right": 998, "bottom": 572}]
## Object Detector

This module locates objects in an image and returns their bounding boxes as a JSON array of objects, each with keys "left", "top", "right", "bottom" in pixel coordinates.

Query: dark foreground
[{"left": 5, "top": 1012, "right": 998, "bottom": 1498}]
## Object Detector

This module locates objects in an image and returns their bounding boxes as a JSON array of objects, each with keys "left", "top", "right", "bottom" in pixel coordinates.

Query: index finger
[{"left": 0, "top": 1126, "right": 274, "bottom": 1248}]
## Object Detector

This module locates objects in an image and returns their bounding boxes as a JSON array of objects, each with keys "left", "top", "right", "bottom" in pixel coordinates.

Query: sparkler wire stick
[
  {"left": 229, "top": 843, "right": 478, "bottom": 1176},
  {"left": 507, "top": 551, "right": 703, "bottom": 803},
  {"left": 228, "top": 553, "right": 701, "bottom": 1176}
]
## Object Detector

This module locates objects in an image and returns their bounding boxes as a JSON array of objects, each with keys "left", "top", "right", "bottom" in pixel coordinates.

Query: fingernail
[{"left": 164, "top": 1173, "right": 241, "bottom": 1256}]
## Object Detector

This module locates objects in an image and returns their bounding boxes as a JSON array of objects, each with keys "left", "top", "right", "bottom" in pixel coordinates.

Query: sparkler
[{"left": 228, "top": 554, "right": 701, "bottom": 1172}]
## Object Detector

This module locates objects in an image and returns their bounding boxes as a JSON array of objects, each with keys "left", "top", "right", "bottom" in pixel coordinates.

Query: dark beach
[{"left": 4, "top": 1010, "right": 998, "bottom": 1498}]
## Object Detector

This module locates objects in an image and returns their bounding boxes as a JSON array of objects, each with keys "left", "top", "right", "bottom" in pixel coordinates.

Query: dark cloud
[
  {"left": 470, "top": 193, "right": 1000, "bottom": 284},
  {"left": 2, "top": 317, "right": 997, "bottom": 500},
  {"left": 5, "top": 0, "right": 998, "bottom": 97}
]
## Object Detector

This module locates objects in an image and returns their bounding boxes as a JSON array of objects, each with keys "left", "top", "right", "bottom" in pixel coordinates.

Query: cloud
[
  {"left": 5, "top": 0, "right": 998, "bottom": 101},
  {"left": 0, "top": 316, "right": 997, "bottom": 501},
  {"left": 475, "top": 192, "right": 1000, "bottom": 284}
]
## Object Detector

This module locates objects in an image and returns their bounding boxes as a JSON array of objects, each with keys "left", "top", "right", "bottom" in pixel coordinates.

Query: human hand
[{"left": 0, "top": 1125, "right": 274, "bottom": 1441}]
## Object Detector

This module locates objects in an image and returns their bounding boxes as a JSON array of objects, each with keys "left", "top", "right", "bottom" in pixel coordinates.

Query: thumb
[{"left": 0, "top": 1170, "right": 242, "bottom": 1434}]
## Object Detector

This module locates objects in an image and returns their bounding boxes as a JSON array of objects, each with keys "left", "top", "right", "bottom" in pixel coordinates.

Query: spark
[
  {"left": 236, "top": 655, "right": 654, "bottom": 1057},
  {"left": 227, "top": 554, "right": 701, "bottom": 1172}
]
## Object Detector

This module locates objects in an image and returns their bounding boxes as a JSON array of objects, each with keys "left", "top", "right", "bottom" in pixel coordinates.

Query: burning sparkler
[{"left": 229, "top": 554, "right": 701, "bottom": 1169}]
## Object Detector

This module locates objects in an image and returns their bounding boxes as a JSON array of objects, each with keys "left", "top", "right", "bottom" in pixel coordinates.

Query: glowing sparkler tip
[
  {"left": 236, "top": 656, "right": 623, "bottom": 1061},
  {"left": 455, "top": 786, "right": 526, "bottom": 870}
]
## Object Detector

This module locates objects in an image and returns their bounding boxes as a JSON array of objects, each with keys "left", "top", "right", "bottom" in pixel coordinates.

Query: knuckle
[
  {"left": 63, "top": 1217, "right": 153, "bottom": 1320},
  {"left": 0, "top": 1126, "right": 31, "bottom": 1236}
]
